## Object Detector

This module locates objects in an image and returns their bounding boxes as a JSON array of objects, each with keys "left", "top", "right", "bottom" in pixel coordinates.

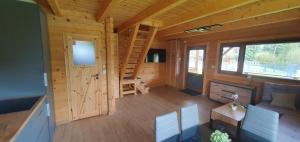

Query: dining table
[
  {"left": 181, "top": 123, "right": 271, "bottom": 142},
  {"left": 163, "top": 122, "right": 271, "bottom": 142}
]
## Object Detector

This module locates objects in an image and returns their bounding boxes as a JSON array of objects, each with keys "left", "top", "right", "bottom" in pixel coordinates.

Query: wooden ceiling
[{"left": 42, "top": 0, "right": 300, "bottom": 40}]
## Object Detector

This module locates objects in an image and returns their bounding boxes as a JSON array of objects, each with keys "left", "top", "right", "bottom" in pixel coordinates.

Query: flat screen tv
[{"left": 145, "top": 48, "right": 166, "bottom": 63}]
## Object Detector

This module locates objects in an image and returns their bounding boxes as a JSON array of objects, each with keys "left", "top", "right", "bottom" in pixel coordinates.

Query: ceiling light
[{"left": 185, "top": 24, "right": 223, "bottom": 33}]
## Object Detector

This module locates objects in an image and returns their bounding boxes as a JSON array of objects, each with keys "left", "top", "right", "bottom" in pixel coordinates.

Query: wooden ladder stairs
[{"left": 120, "top": 24, "right": 158, "bottom": 97}]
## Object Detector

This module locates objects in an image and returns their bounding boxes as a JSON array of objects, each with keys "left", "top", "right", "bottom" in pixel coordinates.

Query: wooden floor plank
[
  {"left": 54, "top": 86, "right": 220, "bottom": 142},
  {"left": 54, "top": 86, "right": 299, "bottom": 142}
]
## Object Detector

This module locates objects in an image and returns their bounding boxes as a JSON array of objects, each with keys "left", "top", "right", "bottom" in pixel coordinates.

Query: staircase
[{"left": 119, "top": 24, "right": 158, "bottom": 97}]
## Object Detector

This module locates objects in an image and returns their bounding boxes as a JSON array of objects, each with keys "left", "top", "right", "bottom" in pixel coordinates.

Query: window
[
  {"left": 188, "top": 49, "right": 204, "bottom": 74},
  {"left": 243, "top": 42, "right": 300, "bottom": 79},
  {"left": 219, "top": 40, "right": 300, "bottom": 80},
  {"left": 72, "top": 40, "right": 96, "bottom": 66},
  {"left": 220, "top": 46, "right": 240, "bottom": 72}
]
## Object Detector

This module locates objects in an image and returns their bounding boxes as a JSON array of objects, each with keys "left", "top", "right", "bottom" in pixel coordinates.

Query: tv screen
[{"left": 145, "top": 48, "right": 166, "bottom": 63}]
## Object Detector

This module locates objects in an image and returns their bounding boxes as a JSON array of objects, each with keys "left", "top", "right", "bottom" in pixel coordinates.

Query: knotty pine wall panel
[
  {"left": 165, "top": 19, "right": 300, "bottom": 103},
  {"left": 47, "top": 12, "right": 107, "bottom": 124}
]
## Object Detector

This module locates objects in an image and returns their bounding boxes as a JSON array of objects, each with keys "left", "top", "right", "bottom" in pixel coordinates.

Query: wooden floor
[
  {"left": 54, "top": 86, "right": 220, "bottom": 142},
  {"left": 54, "top": 86, "right": 299, "bottom": 142}
]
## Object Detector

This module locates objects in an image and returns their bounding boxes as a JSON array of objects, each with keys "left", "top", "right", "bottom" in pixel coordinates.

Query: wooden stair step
[
  {"left": 138, "top": 30, "right": 149, "bottom": 34},
  {"left": 136, "top": 38, "right": 146, "bottom": 41},
  {"left": 127, "top": 64, "right": 136, "bottom": 68},
  {"left": 125, "top": 68, "right": 134, "bottom": 72},
  {"left": 122, "top": 90, "right": 136, "bottom": 95},
  {"left": 135, "top": 40, "right": 146, "bottom": 45}
]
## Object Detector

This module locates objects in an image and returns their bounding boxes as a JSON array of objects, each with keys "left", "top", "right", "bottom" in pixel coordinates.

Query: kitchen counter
[{"left": 0, "top": 96, "right": 46, "bottom": 142}]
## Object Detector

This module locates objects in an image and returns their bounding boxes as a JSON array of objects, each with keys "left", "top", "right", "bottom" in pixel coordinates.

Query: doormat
[{"left": 181, "top": 89, "right": 201, "bottom": 96}]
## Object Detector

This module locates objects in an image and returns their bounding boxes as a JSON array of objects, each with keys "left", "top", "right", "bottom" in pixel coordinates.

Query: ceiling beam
[
  {"left": 159, "top": 0, "right": 259, "bottom": 30},
  {"left": 117, "top": 0, "right": 187, "bottom": 33},
  {"left": 96, "top": 0, "right": 117, "bottom": 22},
  {"left": 161, "top": 8, "right": 300, "bottom": 40},
  {"left": 47, "top": 0, "right": 63, "bottom": 16},
  {"left": 157, "top": 0, "right": 300, "bottom": 38}
]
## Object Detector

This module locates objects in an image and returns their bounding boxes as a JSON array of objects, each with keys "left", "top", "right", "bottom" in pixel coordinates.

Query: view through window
[
  {"left": 188, "top": 49, "right": 204, "bottom": 74},
  {"left": 221, "top": 46, "right": 240, "bottom": 72},
  {"left": 219, "top": 40, "right": 300, "bottom": 80},
  {"left": 243, "top": 42, "right": 300, "bottom": 79}
]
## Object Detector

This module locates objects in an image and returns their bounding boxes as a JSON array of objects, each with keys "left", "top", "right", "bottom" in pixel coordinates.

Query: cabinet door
[
  {"left": 15, "top": 102, "right": 49, "bottom": 142},
  {"left": 36, "top": 119, "right": 50, "bottom": 142}
]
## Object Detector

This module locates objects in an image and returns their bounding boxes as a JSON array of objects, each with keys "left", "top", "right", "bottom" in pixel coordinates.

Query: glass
[
  {"left": 153, "top": 53, "right": 159, "bottom": 63},
  {"left": 221, "top": 47, "right": 240, "bottom": 72},
  {"left": 188, "top": 49, "right": 204, "bottom": 74},
  {"left": 243, "top": 42, "right": 300, "bottom": 80},
  {"left": 72, "top": 40, "right": 96, "bottom": 66}
]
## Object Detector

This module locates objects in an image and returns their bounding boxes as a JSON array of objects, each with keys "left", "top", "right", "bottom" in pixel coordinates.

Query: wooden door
[
  {"left": 186, "top": 47, "right": 206, "bottom": 93},
  {"left": 65, "top": 34, "right": 102, "bottom": 120}
]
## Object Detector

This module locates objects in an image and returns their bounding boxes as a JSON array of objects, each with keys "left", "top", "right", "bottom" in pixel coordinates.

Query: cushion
[{"left": 271, "top": 92, "right": 296, "bottom": 110}]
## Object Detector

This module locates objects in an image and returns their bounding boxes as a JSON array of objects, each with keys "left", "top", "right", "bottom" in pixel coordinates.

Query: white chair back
[
  {"left": 155, "top": 111, "right": 180, "bottom": 142},
  {"left": 180, "top": 104, "right": 200, "bottom": 130},
  {"left": 242, "top": 105, "right": 279, "bottom": 142}
]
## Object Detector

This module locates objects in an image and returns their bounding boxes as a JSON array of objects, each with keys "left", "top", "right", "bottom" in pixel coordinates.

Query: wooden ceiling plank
[
  {"left": 47, "top": 0, "right": 63, "bottom": 16},
  {"left": 157, "top": 0, "right": 300, "bottom": 38},
  {"left": 96, "top": 0, "right": 117, "bottom": 22},
  {"left": 132, "top": 27, "right": 158, "bottom": 78},
  {"left": 117, "top": 0, "right": 187, "bottom": 33},
  {"left": 159, "top": 0, "right": 259, "bottom": 30},
  {"left": 162, "top": 8, "right": 300, "bottom": 40}
]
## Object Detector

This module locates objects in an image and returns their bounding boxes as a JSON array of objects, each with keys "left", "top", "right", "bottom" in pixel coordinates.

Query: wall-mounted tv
[{"left": 145, "top": 48, "right": 166, "bottom": 63}]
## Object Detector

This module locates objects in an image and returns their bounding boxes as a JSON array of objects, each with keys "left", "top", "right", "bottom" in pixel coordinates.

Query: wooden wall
[
  {"left": 164, "top": 19, "right": 300, "bottom": 103},
  {"left": 47, "top": 11, "right": 108, "bottom": 124},
  {"left": 138, "top": 39, "right": 167, "bottom": 87}
]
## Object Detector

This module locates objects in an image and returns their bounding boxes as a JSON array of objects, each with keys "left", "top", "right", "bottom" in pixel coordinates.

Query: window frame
[
  {"left": 218, "top": 38, "right": 300, "bottom": 81},
  {"left": 218, "top": 42, "right": 245, "bottom": 75}
]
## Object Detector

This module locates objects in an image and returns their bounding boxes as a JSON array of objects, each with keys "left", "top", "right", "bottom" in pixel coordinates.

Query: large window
[{"left": 219, "top": 40, "right": 300, "bottom": 80}]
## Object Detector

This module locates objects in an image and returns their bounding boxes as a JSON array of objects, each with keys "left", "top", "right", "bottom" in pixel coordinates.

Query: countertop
[{"left": 0, "top": 96, "right": 45, "bottom": 142}]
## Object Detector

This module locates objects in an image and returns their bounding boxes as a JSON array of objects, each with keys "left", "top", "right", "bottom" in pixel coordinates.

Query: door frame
[
  {"left": 64, "top": 33, "right": 103, "bottom": 121},
  {"left": 184, "top": 45, "right": 207, "bottom": 93}
]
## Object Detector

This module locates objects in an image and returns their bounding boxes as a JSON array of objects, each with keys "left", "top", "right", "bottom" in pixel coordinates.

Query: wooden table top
[{"left": 212, "top": 103, "right": 246, "bottom": 122}]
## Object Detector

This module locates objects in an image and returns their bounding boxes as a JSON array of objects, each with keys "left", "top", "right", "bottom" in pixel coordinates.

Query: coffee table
[{"left": 210, "top": 103, "right": 246, "bottom": 138}]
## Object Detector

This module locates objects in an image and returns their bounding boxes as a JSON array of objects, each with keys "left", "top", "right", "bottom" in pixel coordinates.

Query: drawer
[
  {"left": 211, "top": 82, "right": 222, "bottom": 88},
  {"left": 210, "top": 91, "right": 221, "bottom": 101},
  {"left": 222, "top": 85, "right": 237, "bottom": 93}
]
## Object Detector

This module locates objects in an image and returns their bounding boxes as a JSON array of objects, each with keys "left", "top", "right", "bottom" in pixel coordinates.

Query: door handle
[{"left": 92, "top": 74, "right": 99, "bottom": 79}]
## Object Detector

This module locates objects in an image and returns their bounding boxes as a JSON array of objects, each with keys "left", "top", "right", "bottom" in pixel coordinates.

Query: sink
[{"left": 0, "top": 96, "right": 40, "bottom": 115}]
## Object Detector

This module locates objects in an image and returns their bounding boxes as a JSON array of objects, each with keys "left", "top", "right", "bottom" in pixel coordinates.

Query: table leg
[
  {"left": 236, "top": 120, "right": 242, "bottom": 140},
  {"left": 209, "top": 111, "right": 213, "bottom": 129}
]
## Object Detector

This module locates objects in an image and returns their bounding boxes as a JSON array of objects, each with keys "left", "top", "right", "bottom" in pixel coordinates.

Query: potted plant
[{"left": 210, "top": 130, "right": 231, "bottom": 142}]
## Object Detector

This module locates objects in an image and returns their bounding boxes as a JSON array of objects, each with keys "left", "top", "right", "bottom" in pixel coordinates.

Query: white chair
[
  {"left": 242, "top": 105, "right": 279, "bottom": 142},
  {"left": 155, "top": 111, "right": 180, "bottom": 142},
  {"left": 180, "top": 104, "right": 200, "bottom": 130},
  {"left": 180, "top": 104, "right": 201, "bottom": 141}
]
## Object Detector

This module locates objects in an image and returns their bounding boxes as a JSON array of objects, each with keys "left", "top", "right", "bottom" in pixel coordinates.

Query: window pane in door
[
  {"left": 188, "top": 49, "right": 204, "bottom": 74},
  {"left": 221, "top": 47, "right": 240, "bottom": 72},
  {"left": 72, "top": 40, "right": 96, "bottom": 66}
]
